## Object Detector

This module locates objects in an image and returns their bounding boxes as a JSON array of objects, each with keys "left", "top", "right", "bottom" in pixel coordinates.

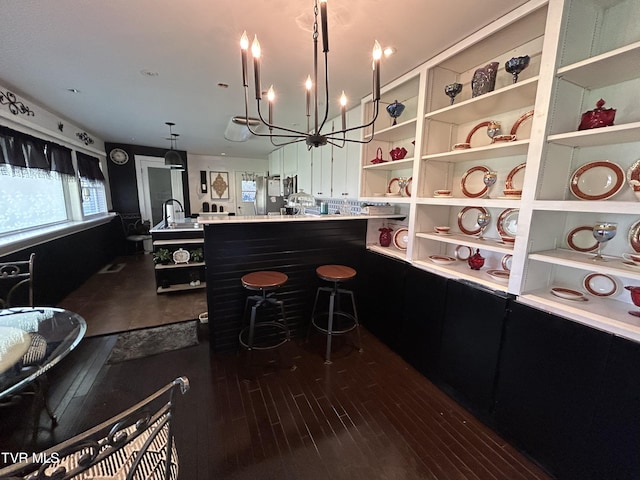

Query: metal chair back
[{"left": 0, "top": 253, "right": 35, "bottom": 308}]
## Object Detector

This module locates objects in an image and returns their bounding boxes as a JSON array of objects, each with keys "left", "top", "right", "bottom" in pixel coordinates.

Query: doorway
[{"left": 135, "top": 156, "right": 185, "bottom": 226}]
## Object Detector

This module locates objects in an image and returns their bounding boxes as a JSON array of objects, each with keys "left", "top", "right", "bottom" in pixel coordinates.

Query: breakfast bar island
[{"left": 199, "top": 214, "right": 402, "bottom": 352}]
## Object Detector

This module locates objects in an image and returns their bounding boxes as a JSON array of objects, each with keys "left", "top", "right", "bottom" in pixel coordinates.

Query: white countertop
[{"left": 197, "top": 213, "right": 404, "bottom": 225}]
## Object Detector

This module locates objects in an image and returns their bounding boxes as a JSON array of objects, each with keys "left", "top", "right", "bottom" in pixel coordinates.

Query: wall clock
[{"left": 109, "top": 148, "right": 129, "bottom": 165}]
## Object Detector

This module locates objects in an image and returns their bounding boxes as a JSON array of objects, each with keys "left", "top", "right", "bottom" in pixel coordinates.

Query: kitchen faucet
[{"left": 163, "top": 198, "right": 184, "bottom": 228}]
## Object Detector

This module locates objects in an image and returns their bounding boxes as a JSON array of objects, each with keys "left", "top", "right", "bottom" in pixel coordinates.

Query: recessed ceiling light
[
  {"left": 220, "top": 152, "right": 226, "bottom": 156},
  {"left": 140, "top": 69, "right": 159, "bottom": 77},
  {"left": 383, "top": 46, "right": 396, "bottom": 57},
  {"left": 67, "top": 88, "right": 80, "bottom": 93}
]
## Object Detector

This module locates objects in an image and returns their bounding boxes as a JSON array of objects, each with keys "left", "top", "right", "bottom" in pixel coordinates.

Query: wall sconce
[{"left": 200, "top": 171, "right": 207, "bottom": 193}]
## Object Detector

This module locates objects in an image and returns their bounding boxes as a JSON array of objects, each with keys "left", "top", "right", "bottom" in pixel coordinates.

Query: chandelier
[{"left": 239, "top": 0, "right": 381, "bottom": 149}]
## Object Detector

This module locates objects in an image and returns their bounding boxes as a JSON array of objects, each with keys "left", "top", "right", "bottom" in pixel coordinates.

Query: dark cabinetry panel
[
  {"left": 360, "top": 251, "right": 408, "bottom": 350},
  {"left": 438, "top": 281, "right": 508, "bottom": 415},
  {"left": 493, "top": 301, "right": 611, "bottom": 479},
  {"left": 397, "top": 267, "right": 447, "bottom": 376},
  {"left": 585, "top": 335, "right": 640, "bottom": 479}
]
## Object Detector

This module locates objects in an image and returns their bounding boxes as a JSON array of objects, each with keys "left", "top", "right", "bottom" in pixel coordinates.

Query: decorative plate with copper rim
[
  {"left": 387, "top": 177, "right": 412, "bottom": 196},
  {"left": 457, "top": 206, "right": 489, "bottom": 235},
  {"left": 510, "top": 109, "right": 534, "bottom": 139},
  {"left": 501, "top": 254, "right": 513, "bottom": 271},
  {"left": 505, "top": 162, "right": 526, "bottom": 190},
  {"left": 566, "top": 225, "right": 599, "bottom": 252},
  {"left": 583, "top": 273, "right": 618, "bottom": 297},
  {"left": 393, "top": 228, "right": 409, "bottom": 250},
  {"left": 551, "top": 287, "right": 588, "bottom": 301},
  {"left": 460, "top": 165, "right": 491, "bottom": 198},
  {"left": 428, "top": 255, "right": 456, "bottom": 265},
  {"left": 569, "top": 160, "right": 625, "bottom": 200},
  {"left": 497, "top": 208, "right": 519, "bottom": 240},
  {"left": 454, "top": 245, "right": 473, "bottom": 260},
  {"left": 628, "top": 220, "right": 640, "bottom": 253},
  {"left": 452, "top": 120, "right": 492, "bottom": 150},
  {"left": 486, "top": 269, "right": 510, "bottom": 284}
]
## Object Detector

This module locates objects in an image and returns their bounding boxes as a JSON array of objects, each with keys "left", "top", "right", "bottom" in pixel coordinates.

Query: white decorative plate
[
  {"left": 454, "top": 245, "right": 472, "bottom": 261},
  {"left": 457, "top": 206, "right": 488, "bottom": 235},
  {"left": 487, "top": 269, "right": 510, "bottom": 284},
  {"left": 393, "top": 228, "right": 409, "bottom": 250},
  {"left": 551, "top": 287, "right": 587, "bottom": 301},
  {"left": 583, "top": 273, "right": 618, "bottom": 297},
  {"left": 629, "top": 220, "right": 640, "bottom": 253},
  {"left": 501, "top": 254, "right": 512, "bottom": 272},
  {"left": 497, "top": 208, "right": 519, "bottom": 240},
  {"left": 460, "top": 166, "right": 490, "bottom": 198},
  {"left": 505, "top": 163, "right": 526, "bottom": 191},
  {"left": 569, "top": 160, "right": 624, "bottom": 201},
  {"left": 428, "top": 255, "right": 456, "bottom": 265},
  {"left": 566, "top": 226, "right": 599, "bottom": 252}
]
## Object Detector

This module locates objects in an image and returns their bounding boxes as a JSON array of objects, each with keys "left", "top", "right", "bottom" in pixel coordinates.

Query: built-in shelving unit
[
  {"left": 151, "top": 232, "right": 205, "bottom": 294},
  {"left": 358, "top": 0, "right": 640, "bottom": 341}
]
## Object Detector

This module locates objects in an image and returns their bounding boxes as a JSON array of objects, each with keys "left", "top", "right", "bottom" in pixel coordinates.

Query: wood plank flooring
[{"left": 0, "top": 255, "right": 554, "bottom": 479}]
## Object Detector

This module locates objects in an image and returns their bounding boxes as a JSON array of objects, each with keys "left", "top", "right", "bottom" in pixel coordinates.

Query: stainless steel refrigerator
[{"left": 254, "top": 176, "right": 284, "bottom": 214}]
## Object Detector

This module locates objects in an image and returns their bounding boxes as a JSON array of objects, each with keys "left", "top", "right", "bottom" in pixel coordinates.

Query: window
[
  {"left": 76, "top": 152, "right": 107, "bottom": 217},
  {"left": 0, "top": 125, "right": 108, "bottom": 237},
  {"left": 241, "top": 179, "right": 257, "bottom": 202}
]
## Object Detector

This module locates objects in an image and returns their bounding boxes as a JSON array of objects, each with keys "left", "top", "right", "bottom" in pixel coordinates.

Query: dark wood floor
[{"left": 0, "top": 256, "right": 554, "bottom": 479}]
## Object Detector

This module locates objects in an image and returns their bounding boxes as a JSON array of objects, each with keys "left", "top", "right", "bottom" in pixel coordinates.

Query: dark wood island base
[{"left": 204, "top": 219, "right": 368, "bottom": 352}]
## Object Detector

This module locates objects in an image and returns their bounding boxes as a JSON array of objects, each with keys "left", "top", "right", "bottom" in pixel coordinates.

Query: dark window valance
[
  {"left": 0, "top": 126, "right": 27, "bottom": 168},
  {"left": 47, "top": 144, "right": 75, "bottom": 176},
  {"left": 76, "top": 152, "right": 105, "bottom": 181}
]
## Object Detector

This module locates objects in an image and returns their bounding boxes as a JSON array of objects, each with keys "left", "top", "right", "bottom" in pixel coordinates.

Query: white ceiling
[{"left": 0, "top": 0, "right": 528, "bottom": 159}]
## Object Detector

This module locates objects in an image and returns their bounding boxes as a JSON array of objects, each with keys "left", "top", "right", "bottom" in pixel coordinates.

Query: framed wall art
[{"left": 210, "top": 171, "right": 229, "bottom": 200}]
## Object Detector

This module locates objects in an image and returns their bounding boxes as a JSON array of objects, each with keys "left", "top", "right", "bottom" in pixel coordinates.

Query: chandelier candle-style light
[{"left": 239, "top": 0, "right": 381, "bottom": 148}]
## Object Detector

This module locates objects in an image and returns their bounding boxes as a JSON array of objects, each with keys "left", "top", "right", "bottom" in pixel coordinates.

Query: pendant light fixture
[
  {"left": 164, "top": 122, "right": 184, "bottom": 170},
  {"left": 238, "top": 0, "right": 381, "bottom": 149}
]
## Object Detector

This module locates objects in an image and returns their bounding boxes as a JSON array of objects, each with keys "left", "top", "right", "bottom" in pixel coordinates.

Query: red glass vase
[{"left": 379, "top": 227, "right": 393, "bottom": 247}]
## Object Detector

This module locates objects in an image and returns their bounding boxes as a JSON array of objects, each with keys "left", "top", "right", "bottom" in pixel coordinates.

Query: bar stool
[
  {"left": 239, "top": 271, "right": 290, "bottom": 351},
  {"left": 309, "top": 264, "right": 362, "bottom": 364}
]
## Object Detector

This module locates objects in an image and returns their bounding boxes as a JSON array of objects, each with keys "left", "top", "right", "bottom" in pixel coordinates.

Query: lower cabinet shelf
[{"left": 156, "top": 281, "right": 207, "bottom": 294}]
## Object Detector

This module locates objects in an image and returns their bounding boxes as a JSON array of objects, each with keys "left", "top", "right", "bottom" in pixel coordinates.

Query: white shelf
[
  {"left": 425, "top": 77, "right": 538, "bottom": 125},
  {"left": 155, "top": 261, "right": 205, "bottom": 270},
  {"left": 528, "top": 248, "right": 640, "bottom": 281},
  {"left": 364, "top": 117, "right": 417, "bottom": 142},
  {"left": 157, "top": 281, "right": 207, "bottom": 294},
  {"left": 416, "top": 197, "right": 522, "bottom": 208},
  {"left": 532, "top": 200, "right": 640, "bottom": 214},
  {"left": 557, "top": 41, "right": 640, "bottom": 89},
  {"left": 367, "top": 244, "right": 408, "bottom": 262},
  {"left": 153, "top": 238, "right": 204, "bottom": 246},
  {"left": 547, "top": 121, "right": 640, "bottom": 148},
  {"left": 518, "top": 290, "right": 640, "bottom": 343},
  {"left": 415, "top": 231, "right": 515, "bottom": 255},
  {"left": 413, "top": 259, "right": 509, "bottom": 293},
  {"left": 363, "top": 158, "right": 414, "bottom": 171},
  {"left": 422, "top": 139, "right": 530, "bottom": 163}
]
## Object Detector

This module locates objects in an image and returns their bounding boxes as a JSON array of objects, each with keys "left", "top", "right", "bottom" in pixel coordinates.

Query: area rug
[{"left": 106, "top": 320, "right": 199, "bottom": 364}]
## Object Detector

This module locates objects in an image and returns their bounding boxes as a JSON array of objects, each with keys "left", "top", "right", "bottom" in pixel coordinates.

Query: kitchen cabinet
[
  {"left": 312, "top": 138, "right": 332, "bottom": 197},
  {"left": 332, "top": 107, "right": 362, "bottom": 199},
  {"left": 437, "top": 280, "right": 509, "bottom": 416},
  {"left": 493, "top": 301, "right": 611, "bottom": 479},
  {"left": 296, "top": 141, "right": 313, "bottom": 194},
  {"left": 152, "top": 229, "right": 205, "bottom": 294}
]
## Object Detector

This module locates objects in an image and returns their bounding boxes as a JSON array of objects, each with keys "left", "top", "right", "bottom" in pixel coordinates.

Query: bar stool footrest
[
  {"left": 239, "top": 322, "right": 289, "bottom": 350},
  {"left": 311, "top": 311, "right": 358, "bottom": 335}
]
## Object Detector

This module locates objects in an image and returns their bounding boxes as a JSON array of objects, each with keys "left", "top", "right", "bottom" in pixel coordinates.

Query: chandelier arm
[
  {"left": 269, "top": 137, "right": 306, "bottom": 148},
  {"left": 242, "top": 87, "right": 308, "bottom": 138}
]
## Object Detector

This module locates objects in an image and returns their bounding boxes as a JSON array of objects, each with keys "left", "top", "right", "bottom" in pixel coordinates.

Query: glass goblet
[
  {"left": 477, "top": 212, "right": 491, "bottom": 240},
  {"left": 592, "top": 222, "right": 617, "bottom": 261},
  {"left": 505, "top": 55, "right": 530, "bottom": 84},
  {"left": 397, "top": 177, "right": 408, "bottom": 197},
  {"left": 444, "top": 83, "right": 463, "bottom": 105},
  {"left": 483, "top": 171, "right": 497, "bottom": 198},
  {"left": 486, "top": 121, "right": 501, "bottom": 143}
]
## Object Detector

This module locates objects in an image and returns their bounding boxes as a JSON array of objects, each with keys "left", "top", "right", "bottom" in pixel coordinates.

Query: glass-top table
[{"left": 0, "top": 307, "right": 86, "bottom": 399}]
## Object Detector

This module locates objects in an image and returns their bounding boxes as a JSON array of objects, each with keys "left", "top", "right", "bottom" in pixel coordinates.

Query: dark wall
[
  {"left": 0, "top": 217, "right": 122, "bottom": 306},
  {"left": 104, "top": 143, "right": 191, "bottom": 226}
]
